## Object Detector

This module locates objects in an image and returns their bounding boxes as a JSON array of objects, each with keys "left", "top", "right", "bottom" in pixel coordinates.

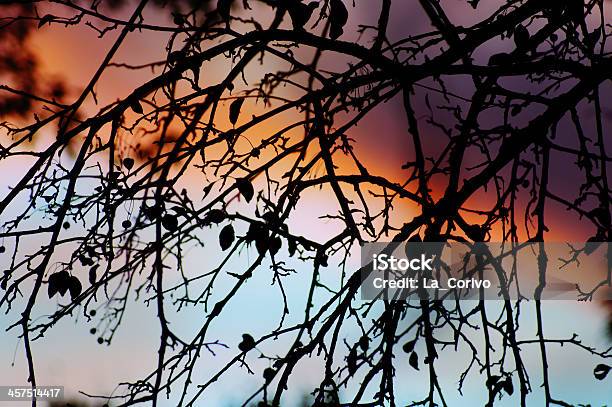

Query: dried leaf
[
  {"left": 263, "top": 367, "right": 275, "bottom": 383},
  {"left": 219, "top": 224, "right": 235, "bottom": 250},
  {"left": 402, "top": 339, "right": 416, "bottom": 353},
  {"left": 255, "top": 236, "right": 269, "bottom": 256},
  {"left": 409, "top": 351, "right": 419, "bottom": 370},
  {"left": 229, "top": 98, "right": 245, "bottom": 125},
  {"left": 269, "top": 236, "right": 282, "bottom": 256},
  {"left": 123, "top": 157, "right": 134, "bottom": 170},
  {"left": 236, "top": 178, "right": 254, "bottom": 202},
  {"left": 502, "top": 378, "right": 514, "bottom": 395},
  {"left": 359, "top": 336, "right": 369, "bottom": 351},
  {"left": 514, "top": 25, "right": 530, "bottom": 49},
  {"left": 238, "top": 333, "right": 256, "bottom": 352},
  {"left": 329, "top": 0, "right": 348, "bottom": 39},
  {"left": 288, "top": 1, "right": 319, "bottom": 31},
  {"left": 48, "top": 273, "right": 61, "bottom": 298},
  {"left": 68, "top": 275, "right": 82, "bottom": 300},
  {"left": 594, "top": 364, "right": 610, "bottom": 380},
  {"left": 55, "top": 270, "right": 70, "bottom": 297},
  {"left": 288, "top": 238, "right": 297, "bottom": 257},
  {"left": 347, "top": 348, "right": 358, "bottom": 376},
  {"left": 129, "top": 99, "right": 144, "bottom": 114},
  {"left": 486, "top": 375, "right": 501, "bottom": 389},
  {"left": 205, "top": 209, "right": 226, "bottom": 225},
  {"left": 162, "top": 214, "right": 179, "bottom": 231},
  {"left": 88, "top": 265, "right": 99, "bottom": 285}
]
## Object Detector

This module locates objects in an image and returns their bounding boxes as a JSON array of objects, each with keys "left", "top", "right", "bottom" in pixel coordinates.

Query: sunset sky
[{"left": 0, "top": 0, "right": 611, "bottom": 406}]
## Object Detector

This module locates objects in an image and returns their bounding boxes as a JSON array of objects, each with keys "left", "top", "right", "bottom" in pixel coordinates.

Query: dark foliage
[{"left": 1, "top": 1, "right": 611, "bottom": 406}]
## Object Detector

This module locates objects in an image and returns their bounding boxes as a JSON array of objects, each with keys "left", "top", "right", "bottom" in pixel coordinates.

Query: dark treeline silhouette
[{"left": 1, "top": 0, "right": 611, "bottom": 406}]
